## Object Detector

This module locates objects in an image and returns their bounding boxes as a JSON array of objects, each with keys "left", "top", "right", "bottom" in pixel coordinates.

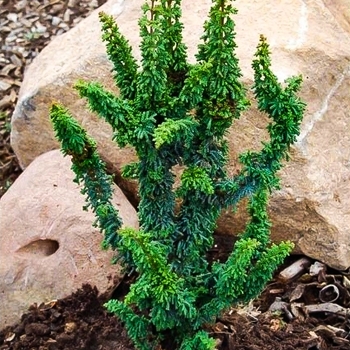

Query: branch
[
  {"left": 50, "top": 103, "right": 124, "bottom": 252},
  {"left": 99, "top": 12, "right": 138, "bottom": 100}
]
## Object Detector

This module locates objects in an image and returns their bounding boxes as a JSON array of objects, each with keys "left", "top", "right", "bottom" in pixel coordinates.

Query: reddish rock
[{"left": 0, "top": 150, "right": 138, "bottom": 328}]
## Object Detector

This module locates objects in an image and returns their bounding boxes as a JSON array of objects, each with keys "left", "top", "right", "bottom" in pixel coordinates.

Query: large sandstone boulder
[
  {"left": 0, "top": 150, "right": 138, "bottom": 328},
  {"left": 10, "top": 0, "right": 350, "bottom": 269}
]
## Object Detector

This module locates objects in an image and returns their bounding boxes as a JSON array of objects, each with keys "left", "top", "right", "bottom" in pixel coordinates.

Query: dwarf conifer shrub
[{"left": 50, "top": 0, "right": 306, "bottom": 349}]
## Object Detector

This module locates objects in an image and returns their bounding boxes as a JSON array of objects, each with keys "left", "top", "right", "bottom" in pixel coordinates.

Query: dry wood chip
[
  {"left": 290, "top": 302, "right": 306, "bottom": 320},
  {"left": 63, "top": 9, "right": 73, "bottom": 22},
  {"left": 343, "top": 275, "right": 350, "bottom": 289},
  {"left": 1, "top": 63, "right": 17, "bottom": 75},
  {"left": 0, "top": 80, "right": 12, "bottom": 91},
  {"left": 15, "top": 0, "right": 28, "bottom": 11},
  {"left": 314, "top": 325, "right": 337, "bottom": 338},
  {"left": 34, "top": 22, "right": 47, "bottom": 33},
  {"left": 14, "top": 67, "right": 22, "bottom": 78},
  {"left": 49, "top": 4, "right": 65, "bottom": 15},
  {"left": 1, "top": 25, "right": 12, "bottom": 33},
  {"left": 9, "top": 88, "right": 17, "bottom": 101},
  {"left": 10, "top": 54, "right": 22, "bottom": 66},
  {"left": 333, "top": 337, "right": 350, "bottom": 346},
  {"left": 326, "top": 325, "right": 348, "bottom": 338},
  {"left": 0, "top": 79, "right": 13, "bottom": 91},
  {"left": 68, "top": 0, "right": 80, "bottom": 7},
  {"left": 38, "top": 0, "right": 62, "bottom": 11},
  {"left": 7, "top": 13, "right": 18, "bottom": 22},
  {"left": 4, "top": 332, "right": 16, "bottom": 342},
  {"left": 0, "top": 95, "right": 12, "bottom": 109},
  {"left": 305, "top": 302, "right": 348, "bottom": 316},
  {"left": 20, "top": 18, "right": 35, "bottom": 28},
  {"left": 289, "top": 283, "right": 306, "bottom": 302},
  {"left": 5, "top": 35, "right": 17, "bottom": 43},
  {"left": 24, "top": 15, "right": 40, "bottom": 22},
  {"left": 278, "top": 257, "right": 312, "bottom": 282}
]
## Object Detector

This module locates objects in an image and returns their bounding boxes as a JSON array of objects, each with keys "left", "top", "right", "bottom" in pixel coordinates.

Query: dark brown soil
[
  {"left": 0, "top": 284, "right": 134, "bottom": 350},
  {"left": 2, "top": 254, "right": 350, "bottom": 350}
]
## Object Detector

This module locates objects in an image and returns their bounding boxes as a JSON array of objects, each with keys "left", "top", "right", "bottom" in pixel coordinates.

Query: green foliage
[
  {"left": 50, "top": 1, "right": 306, "bottom": 349},
  {"left": 180, "top": 331, "right": 217, "bottom": 350},
  {"left": 153, "top": 118, "right": 198, "bottom": 149},
  {"left": 177, "top": 166, "right": 214, "bottom": 196}
]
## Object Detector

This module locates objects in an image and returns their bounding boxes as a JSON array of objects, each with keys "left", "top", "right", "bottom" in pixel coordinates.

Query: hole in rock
[{"left": 16, "top": 239, "right": 59, "bottom": 257}]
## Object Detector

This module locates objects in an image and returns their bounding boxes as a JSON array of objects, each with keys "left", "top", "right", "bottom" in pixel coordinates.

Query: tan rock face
[
  {"left": 322, "top": 0, "right": 350, "bottom": 34},
  {"left": 0, "top": 150, "right": 138, "bottom": 328},
  {"left": 10, "top": 0, "right": 350, "bottom": 269}
]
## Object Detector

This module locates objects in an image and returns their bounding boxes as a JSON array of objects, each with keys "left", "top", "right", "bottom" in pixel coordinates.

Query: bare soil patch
[{"left": 1, "top": 253, "right": 350, "bottom": 350}]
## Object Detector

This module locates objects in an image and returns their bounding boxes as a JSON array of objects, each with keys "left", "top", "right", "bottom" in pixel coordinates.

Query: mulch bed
[
  {"left": 0, "top": 0, "right": 107, "bottom": 197},
  {"left": 1, "top": 254, "right": 350, "bottom": 350}
]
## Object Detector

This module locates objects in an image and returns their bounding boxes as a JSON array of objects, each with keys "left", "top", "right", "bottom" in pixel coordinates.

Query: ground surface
[
  {"left": 1, "top": 1, "right": 350, "bottom": 350},
  {"left": 1, "top": 254, "right": 350, "bottom": 350}
]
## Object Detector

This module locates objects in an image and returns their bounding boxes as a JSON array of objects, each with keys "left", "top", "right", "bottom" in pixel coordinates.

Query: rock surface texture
[
  {"left": 10, "top": 0, "right": 350, "bottom": 269},
  {"left": 0, "top": 150, "right": 138, "bottom": 329}
]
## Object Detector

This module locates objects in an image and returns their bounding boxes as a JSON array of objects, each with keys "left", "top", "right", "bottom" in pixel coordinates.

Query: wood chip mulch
[{"left": 0, "top": 0, "right": 107, "bottom": 197}]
